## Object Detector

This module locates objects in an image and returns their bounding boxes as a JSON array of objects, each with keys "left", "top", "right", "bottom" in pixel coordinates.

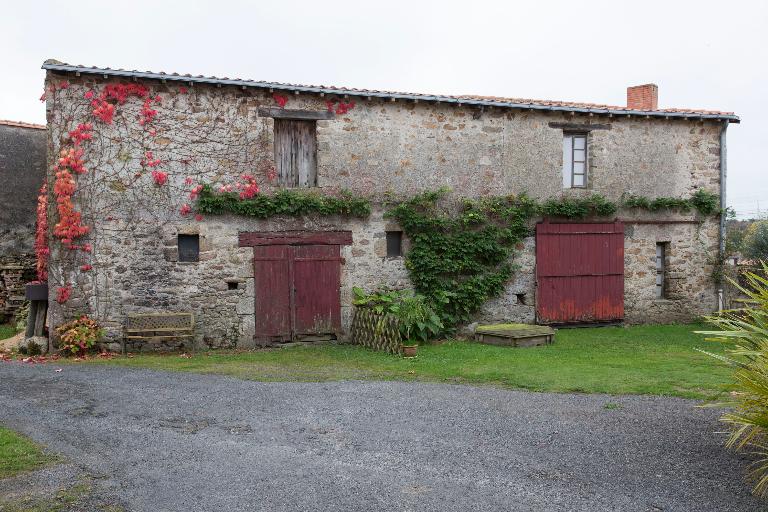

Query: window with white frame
[{"left": 562, "top": 133, "right": 588, "bottom": 188}]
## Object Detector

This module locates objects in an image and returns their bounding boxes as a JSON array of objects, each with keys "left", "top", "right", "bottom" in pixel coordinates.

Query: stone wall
[
  {"left": 43, "top": 71, "right": 723, "bottom": 348},
  {"left": 83, "top": 208, "right": 409, "bottom": 350},
  {"left": 0, "top": 122, "right": 47, "bottom": 323},
  {"left": 624, "top": 217, "right": 720, "bottom": 323}
]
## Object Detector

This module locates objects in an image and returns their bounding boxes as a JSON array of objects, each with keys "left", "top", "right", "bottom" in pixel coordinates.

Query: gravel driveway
[{"left": 0, "top": 363, "right": 762, "bottom": 511}]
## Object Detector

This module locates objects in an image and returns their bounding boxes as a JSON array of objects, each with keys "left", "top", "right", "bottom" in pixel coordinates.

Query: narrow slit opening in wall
[
  {"left": 655, "top": 242, "right": 669, "bottom": 299},
  {"left": 516, "top": 293, "right": 527, "bottom": 305},
  {"left": 178, "top": 234, "right": 200, "bottom": 262},
  {"left": 386, "top": 231, "right": 403, "bottom": 257},
  {"left": 227, "top": 281, "right": 239, "bottom": 291}
]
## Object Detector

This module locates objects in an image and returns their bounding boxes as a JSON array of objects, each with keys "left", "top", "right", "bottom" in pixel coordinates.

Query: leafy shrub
[
  {"left": 743, "top": 221, "right": 768, "bottom": 261},
  {"left": 696, "top": 262, "right": 768, "bottom": 496},
  {"left": 19, "top": 340, "right": 42, "bottom": 356},
  {"left": 393, "top": 293, "right": 443, "bottom": 344},
  {"left": 352, "top": 287, "right": 443, "bottom": 343},
  {"left": 351, "top": 286, "right": 408, "bottom": 315},
  {"left": 55, "top": 316, "right": 103, "bottom": 356}
]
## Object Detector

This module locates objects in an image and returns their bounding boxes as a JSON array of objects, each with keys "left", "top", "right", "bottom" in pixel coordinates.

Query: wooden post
[
  {"left": 33, "top": 301, "right": 47, "bottom": 337},
  {"left": 24, "top": 301, "right": 38, "bottom": 338}
]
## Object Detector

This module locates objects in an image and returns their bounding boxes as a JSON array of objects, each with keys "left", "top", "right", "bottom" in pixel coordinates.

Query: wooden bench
[
  {"left": 123, "top": 312, "right": 195, "bottom": 353},
  {"left": 474, "top": 323, "right": 555, "bottom": 348}
]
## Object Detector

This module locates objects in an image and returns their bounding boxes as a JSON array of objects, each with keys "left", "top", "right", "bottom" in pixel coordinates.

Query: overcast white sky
[{"left": 2, "top": 0, "right": 765, "bottom": 218}]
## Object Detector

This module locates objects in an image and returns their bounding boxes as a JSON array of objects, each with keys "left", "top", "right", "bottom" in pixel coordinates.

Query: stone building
[
  {"left": 0, "top": 120, "right": 46, "bottom": 323},
  {"left": 41, "top": 60, "right": 739, "bottom": 350}
]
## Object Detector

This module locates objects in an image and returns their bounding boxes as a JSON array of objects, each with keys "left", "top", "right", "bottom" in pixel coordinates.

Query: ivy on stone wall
[
  {"left": 540, "top": 194, "right": 617, "bottom": 218},
  {"left": 385, "top": 189, "right": 539, "bottom": 331},
  {"left": 622, "top": 189, "right": 720, "bottom": 216},
  {"left": 196, "top": 185, "right": 371, "bottom": 218}
]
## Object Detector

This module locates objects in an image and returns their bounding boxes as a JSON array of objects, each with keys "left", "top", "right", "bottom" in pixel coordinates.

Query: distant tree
[
  {"left": 726, "top": 225, "right": 746, "bottom": 256},
  {"left": 743, "top": 220, "right": 768, "bottom": 261}
]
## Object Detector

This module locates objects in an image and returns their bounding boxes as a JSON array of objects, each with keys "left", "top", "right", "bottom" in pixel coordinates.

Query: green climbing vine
[
  {"left": 540, "top": 194, "right": 617, "bottom": 218},
  {"left": 622, "top": 189, "right": 719, "bottom": 216},
  {"left": 385, "top": 189, "right": 539, "bottom": 330},
  {"left": 196, "top": 185, "right": 371, "bottom": 218}
]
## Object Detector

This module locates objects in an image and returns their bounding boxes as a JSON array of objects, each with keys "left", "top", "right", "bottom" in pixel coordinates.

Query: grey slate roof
[{"left": 42, "top": 60, "right": 739, "bottom": 123}]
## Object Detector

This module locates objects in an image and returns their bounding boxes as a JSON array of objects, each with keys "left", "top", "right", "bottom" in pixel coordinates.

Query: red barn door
[
  {"left": 293, "top": 245, "right": 342, "bottom": 336},
  {"left": 250, "top": 240, "right": 344, "bottom": 343},
  {"left": 253, "top": 246, "right": 292, "bottom": 340},
  {"left": 536, "top": 221, "right": 624, "bottom": 324}
]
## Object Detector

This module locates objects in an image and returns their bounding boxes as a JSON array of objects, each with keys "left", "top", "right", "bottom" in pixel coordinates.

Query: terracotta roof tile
[{"left": 0, "top": 119, "right": 46, "bottom": 130}]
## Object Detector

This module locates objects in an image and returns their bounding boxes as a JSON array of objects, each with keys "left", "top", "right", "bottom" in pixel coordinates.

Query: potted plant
[{"left": 394, "top": 293, "right": 443, "bottom": 358}]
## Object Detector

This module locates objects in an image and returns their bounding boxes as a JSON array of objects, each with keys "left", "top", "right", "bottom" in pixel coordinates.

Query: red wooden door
[
  {"left": 536, "top": 221, "right": 624, "bottom": 324},
  {"left": 253, "top": 245, "right": 292, "bottom": 340},
  {"left": 293, "top": 245, "right": 342, "bottom": 336},
  {"left": 252, "top": 244, "right": 341, "bottom": 341}
]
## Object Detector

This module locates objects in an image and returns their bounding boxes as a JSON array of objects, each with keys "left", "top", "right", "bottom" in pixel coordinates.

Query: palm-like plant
[{"left": 696, "top": 262, "right": 768, "bottom": 496}]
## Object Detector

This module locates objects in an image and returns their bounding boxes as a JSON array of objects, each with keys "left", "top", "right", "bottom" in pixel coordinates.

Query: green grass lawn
[
  {"left": 0, "top": 426, "right": 58, "bottom": 479},
  {"left": 79, "top": 323, "right": 733, "bottom": 399},
  {"left": 0, "top": 323, "right": 18, "bottom": 341}
]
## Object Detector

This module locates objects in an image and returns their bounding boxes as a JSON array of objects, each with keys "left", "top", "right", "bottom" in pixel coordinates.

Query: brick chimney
[{"left": 627, "top": 84, "right": 658, "bottom": 110}]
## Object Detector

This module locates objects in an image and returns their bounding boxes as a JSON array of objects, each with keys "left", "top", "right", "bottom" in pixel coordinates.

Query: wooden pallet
[{"left": 474, "top": 323, "right": 554, "bottom": 347}]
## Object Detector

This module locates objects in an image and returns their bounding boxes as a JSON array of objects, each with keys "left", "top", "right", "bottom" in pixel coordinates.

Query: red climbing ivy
[
  {"left": 326, "top": 99, "right": 356, "bottom": 114},
  {"left": 139, "top": 95, "right": 161, "bottom": 126},
  {"left": 52, "top": 148, "right": 90, "bottom": 249},
  {"left": 41, "top": 79, "right": 304, "bottom": 307},
  {"left": 89, "top": 83, "right": 150, "bottom": 125},
  {"left": 34, "top": 183, "right": 49, "bottom": 282},
  {"left": 151, "top": 170, "right": 168, "bottom": 186},
  {"left": 56, "top": 285, "right": 72, "bottom": 304},
  {"left": 68, "top": 123, "right": 93, "bottom": 146},
  {"left": 236, "top": 174, "right": 260, "bottom": 199},
  {"left": 272, "top": 93, "right": 288, "bottom": 108}
]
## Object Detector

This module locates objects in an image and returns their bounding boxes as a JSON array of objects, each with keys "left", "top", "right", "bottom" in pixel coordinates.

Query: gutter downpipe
[{"left": 718, "top": 120, "right": 728, "bottom": 311}]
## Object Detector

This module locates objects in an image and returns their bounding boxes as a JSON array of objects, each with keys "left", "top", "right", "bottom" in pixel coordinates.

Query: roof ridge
[{"left": 0, "top": 119, "right": 46, "bottom": 130}]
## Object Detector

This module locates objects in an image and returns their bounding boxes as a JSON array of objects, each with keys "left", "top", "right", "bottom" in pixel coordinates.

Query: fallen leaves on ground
[
  {"left": 19, "top": 354, "right": 61, "bottom": 364},
  {"left": 0, "top": 351, "right": 119, "bottom": 363}
]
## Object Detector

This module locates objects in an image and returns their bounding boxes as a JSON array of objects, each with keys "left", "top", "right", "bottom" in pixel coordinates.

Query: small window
[
  {"left": 562, "top": 133, "right": 588, "bottom": 189},
  {"left": 178, "top": 234, "right": 199, "bottom": 262},
  {"left": 386, "top": 231, "right": 403, "bottom": 258},
  {"left": 655, "top": 242, "right": 667, "bottom": 298},
  {"left": 274, "top": 119, "right": 317, "bottom": 187}
]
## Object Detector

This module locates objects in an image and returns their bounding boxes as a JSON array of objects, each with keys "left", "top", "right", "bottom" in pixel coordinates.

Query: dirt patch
[
  {"left": 0, "top": 464, "right": 126, "bottom": 512},
  {"left": 0, "top": 331, "right": 23, "bottom": 352}
]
